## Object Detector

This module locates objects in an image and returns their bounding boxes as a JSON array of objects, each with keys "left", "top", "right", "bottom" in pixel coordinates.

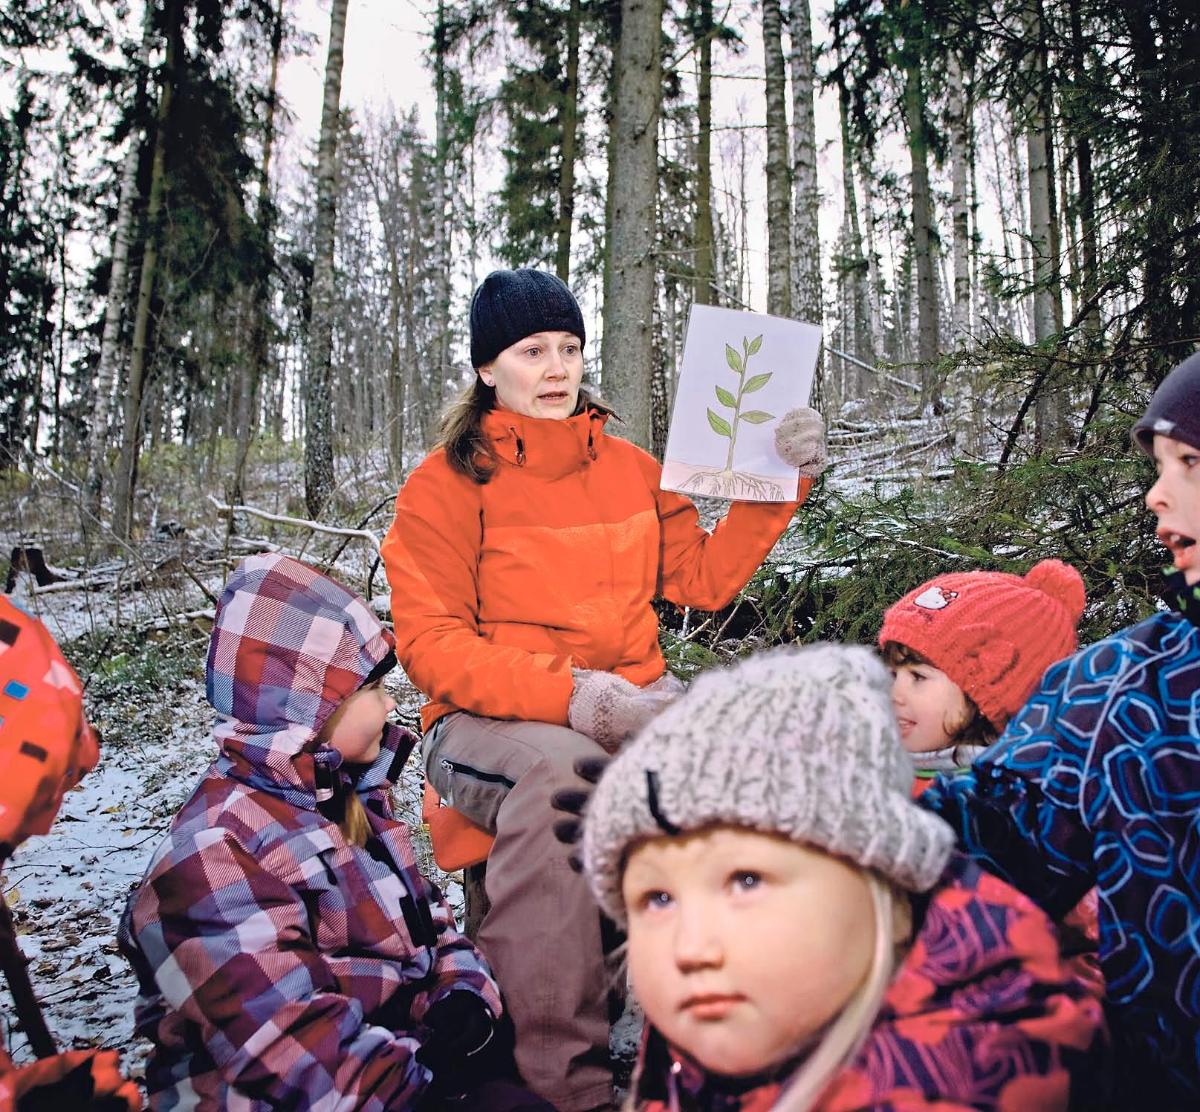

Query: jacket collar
[
  {"left": 481, "top": 405, "right": 610, "bottom": 481},
  {"left": 1162, "top": 567, "right": 1200, "bottom": 629}
]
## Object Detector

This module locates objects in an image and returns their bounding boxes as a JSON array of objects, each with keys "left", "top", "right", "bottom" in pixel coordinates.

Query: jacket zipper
[{"left": 440, "top": 757, "right": 516, "bottom": 790}]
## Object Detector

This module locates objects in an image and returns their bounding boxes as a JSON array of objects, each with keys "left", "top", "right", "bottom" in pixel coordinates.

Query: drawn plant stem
[{"left": 706, "top": 333, "right": 775, "bottom": 473}]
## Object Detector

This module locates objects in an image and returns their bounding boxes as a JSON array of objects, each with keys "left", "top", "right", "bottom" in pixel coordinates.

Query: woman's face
[
  {"left": 622, "top": 826, "right": 880, "bottom": 1078},
  {"left": 479, "top": 330, "right": 584, "bottom": 419}
]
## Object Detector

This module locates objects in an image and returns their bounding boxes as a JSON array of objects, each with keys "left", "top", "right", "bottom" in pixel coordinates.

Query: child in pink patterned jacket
[{"left": 119, "top": 554, "right": 551, "bottom": 1111}]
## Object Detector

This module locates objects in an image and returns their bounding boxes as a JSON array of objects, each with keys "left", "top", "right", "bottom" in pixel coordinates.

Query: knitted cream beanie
[{"left": 582, "top": 643, "right": 956, "bottom": 925}]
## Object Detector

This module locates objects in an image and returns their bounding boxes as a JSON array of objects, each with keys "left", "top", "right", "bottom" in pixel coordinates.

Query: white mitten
[
  {"left": 774, "top": 406, "right": 828, "bottom": 478},
  {"left": 568, "top": 670, "right": 680, "bottom": 753}
]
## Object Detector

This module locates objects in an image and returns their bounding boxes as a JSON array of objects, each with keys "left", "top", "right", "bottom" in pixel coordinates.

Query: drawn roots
[{"left": 679, "top": 468, "right": 785, "bottom": 500}]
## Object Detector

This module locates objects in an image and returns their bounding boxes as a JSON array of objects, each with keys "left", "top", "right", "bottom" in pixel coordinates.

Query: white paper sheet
[{"left": 660, "top": 305, "right": 822, "bottom": 502}]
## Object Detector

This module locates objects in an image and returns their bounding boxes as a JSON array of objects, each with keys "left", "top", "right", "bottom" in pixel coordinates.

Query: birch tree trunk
[
  {"left": 762, "top": 0, "right": 792, "bottom": 317},
  {"left": 1023, "top": 0, "right": 1065, "bottom": 449},
  {"left": 303, "top": 0, "right": 348, "bottom": 517},
  {"left": 903, "top": 42, "right": 940, "bottom": 395},
  {"left": 87, "top": 0, "right": 154, "bottom": 518},
  {"left": 788, "top": 0, "right": 821, "bottom": 325},
  {"left": 693, "top": 0, "right": 716, "bottom": 306},
  {"left": 555, "top": 0, "right": 581, "bottom": 282},
  {"left": 947, "top": 49, "right": 972, "bottom": 346},
  {"left": 112, "top": 0, "right": 181, "bottom": 541},
  {"left": 838, "top": 77, "right": 873, "bottom": 377},
  {"left": 601, "top": 0, "right": 663, "bottom": 448}
]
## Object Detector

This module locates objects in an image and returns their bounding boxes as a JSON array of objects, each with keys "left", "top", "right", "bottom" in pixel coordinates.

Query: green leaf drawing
[
  {"left": 725, "top": 344, "right": 742, "bottom": 373},
  {"left": 740, "top": 410, "right": 774, "bottom": 424},
  {"left": 747, "top": 334, "right": 763, "bottom": 356},
  {"left": 714, "top": 385, "right": 736, "bottom": 408},
  {"left": 707, "top": 408, "right": 732, "bottom": 437},
  {"left": 742, "top": 372, "right": 772, "bottom": 394}
]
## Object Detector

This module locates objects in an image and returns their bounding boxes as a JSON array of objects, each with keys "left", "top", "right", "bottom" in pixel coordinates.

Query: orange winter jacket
[{"left": 382, "top": 405, "right": 810, "bottom": 732}]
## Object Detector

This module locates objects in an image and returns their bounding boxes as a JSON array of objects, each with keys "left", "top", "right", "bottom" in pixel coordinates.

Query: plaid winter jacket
[
  {"left": 922, "top": 602, "right": 1200, "bottom": 1108},
  {"left": 382, "top": 405, "right": 809, "bottom": 732},
  {"left": 118, "top": 554, "right": 502, "bottom": 1111},
  {"left": 633, "top": 852, "right": 1106, "bottom": 1111}
]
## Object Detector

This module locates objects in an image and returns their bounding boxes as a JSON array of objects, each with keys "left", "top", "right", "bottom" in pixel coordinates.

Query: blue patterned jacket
[{"left": 922, "top": 605, "right": 1200, "bottom": 1109}]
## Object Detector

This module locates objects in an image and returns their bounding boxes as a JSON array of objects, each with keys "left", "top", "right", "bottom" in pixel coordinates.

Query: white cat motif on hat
[{"left": 913, "top": 586, "right": 959, "bottom": 611}]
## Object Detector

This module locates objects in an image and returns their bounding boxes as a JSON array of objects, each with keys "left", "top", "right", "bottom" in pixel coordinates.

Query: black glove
[
  {"left": 550, "top": 754, "right": 610, "bottom": 872},
  {"left": 415, "top": 991, "right": 509, "bottom": 1102}
]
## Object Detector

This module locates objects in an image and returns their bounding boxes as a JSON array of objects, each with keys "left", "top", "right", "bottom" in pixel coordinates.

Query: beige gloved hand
[
  {"left": 568, "top": 669, "right": 681, "bottom": 753},
  {"left": 774, "top": 406, "right": 828, "bottom": 478}
]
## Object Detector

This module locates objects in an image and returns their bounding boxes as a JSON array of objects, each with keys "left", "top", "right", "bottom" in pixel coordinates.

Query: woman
[{"left": 381, "top": 268, "right": 825, "bottom": 1111}]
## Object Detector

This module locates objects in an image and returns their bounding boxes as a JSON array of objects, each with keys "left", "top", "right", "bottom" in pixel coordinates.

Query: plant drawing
[{"left": 678, "top": 333, "right": 785, "bottom": 500}]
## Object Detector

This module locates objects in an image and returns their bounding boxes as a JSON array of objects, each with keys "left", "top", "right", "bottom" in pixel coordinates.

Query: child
[
  {"left": 0, "top": 597, "right": 141, "bottom": 1111},
  {"left": 877, "top": 559, "right": 1085, "bottom": 791},
  {"left": 922, "top": 350, "right": 1200, "bottom": 1108},
  {"left": 582, "top": 643, "right": 1106, "bottom": 1111},
  {"left": 118, "top": 554, "right": 550, "bottom": 1111}
]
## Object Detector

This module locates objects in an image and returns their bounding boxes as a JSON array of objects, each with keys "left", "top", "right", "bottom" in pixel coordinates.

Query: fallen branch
[{"left": 209, "top": 496, "right": 382, "bottom": 555}]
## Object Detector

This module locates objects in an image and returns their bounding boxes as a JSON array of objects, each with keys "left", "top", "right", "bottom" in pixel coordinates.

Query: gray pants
[{"left": 425, "top": 713, "right": 614, "bottom": 1112}]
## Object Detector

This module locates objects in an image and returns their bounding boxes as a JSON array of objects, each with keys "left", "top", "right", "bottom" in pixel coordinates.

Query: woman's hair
[
  {"left": 774, "top": 871, "right": 902, "bottom": 1112},
  {"left": 438, "top": 377, "right": 608, "bottom": 484},
  {"left": 879, "top": 641, "right": 999, "bottom": 752}
]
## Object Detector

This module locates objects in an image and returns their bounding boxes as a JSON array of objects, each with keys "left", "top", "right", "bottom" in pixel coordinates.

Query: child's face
[
  {"left": 890, "top": 661, "right": 970, "bottom": 753},
  {"left": 1146, "top": 434, "right": 1200, "bottom": 585},
  {"left": 622, "top": 826, "right": 878, "bottom": 1079},
  {"left": 318, "top": 680, "right": 396, "bottom": 764}
]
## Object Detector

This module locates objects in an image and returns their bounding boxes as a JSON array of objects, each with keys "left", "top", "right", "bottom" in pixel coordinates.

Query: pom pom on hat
[
  {"left": 582, "top": 643, "right": 957, "bottom": 926},
  {"left": 878, "top": 559, "right": 1085, "bottom": 729}
]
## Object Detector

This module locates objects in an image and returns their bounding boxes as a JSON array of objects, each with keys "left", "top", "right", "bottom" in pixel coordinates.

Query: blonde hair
[
  {"left": 773, "top": 871, "right": 900, "bottom": 1111},
  {"left": 339, "top": 790, "right": 372, "bottom": 848}
]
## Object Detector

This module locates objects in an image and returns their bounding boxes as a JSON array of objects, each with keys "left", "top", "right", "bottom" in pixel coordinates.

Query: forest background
[
  {"left": 3, "top": 0, "right": 1199, "bottom": 650},
  {"left": 0, "top": 0, "right": 1197, "bottom": 1074}
]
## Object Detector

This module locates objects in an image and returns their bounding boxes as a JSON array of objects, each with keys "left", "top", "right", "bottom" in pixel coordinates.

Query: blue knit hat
[
  {"left": 469, "top": 269, "right": 586, "bottom": 369},
  {"left": 1133, "top": 351, "right": 1200, "bottom": 454}
]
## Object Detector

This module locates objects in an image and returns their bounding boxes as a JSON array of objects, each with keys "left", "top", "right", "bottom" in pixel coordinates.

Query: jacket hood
[
  {"left": 207, "top": 553, "right": 408, "bottom": 804},
  {"left": 482, "top": 404, "right": 611, "bottom": 480}
]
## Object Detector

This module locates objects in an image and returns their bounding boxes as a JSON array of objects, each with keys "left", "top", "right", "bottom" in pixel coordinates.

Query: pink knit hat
[{"left": 877, "top": 559, "right": 1085, "bottom": 730}]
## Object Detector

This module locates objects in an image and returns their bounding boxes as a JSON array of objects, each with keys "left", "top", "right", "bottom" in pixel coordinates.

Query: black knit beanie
[
  {"left": 469, "top": 268, "right": 586, "bottom": 369},
  {"left": 1133, "top": 351, "right": 1200, "bottom": 454}
]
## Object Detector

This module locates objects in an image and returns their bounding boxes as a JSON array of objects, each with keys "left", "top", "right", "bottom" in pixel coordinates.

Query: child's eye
[
  {"left": 1182, "top": 453, "right": 1199, "bottom": 469},
  {"left": 731, "top": 871, "right": 762, "bottom": 892},
  {"left": 524, "top": 346, "right": 542, "bottom": 358},
  {"left": 635, "top": 889, "right": 672, "bottom": 912},
  {"left": 563, "top": 344, "right": 579, "bottom": 356}
]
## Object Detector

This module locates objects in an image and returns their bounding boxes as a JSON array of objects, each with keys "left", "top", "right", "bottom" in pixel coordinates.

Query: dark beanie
[
  {"left": 469, "top": 268, "right": 586, "bottom": 369},
  {"left": 1133, "top": 351, "right": 1200, "bottom": 454}
]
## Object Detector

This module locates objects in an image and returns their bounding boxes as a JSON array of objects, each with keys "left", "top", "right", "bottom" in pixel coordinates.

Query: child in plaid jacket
[{"left": 119, "top": 554, "right": 549, "bottom": 1111}]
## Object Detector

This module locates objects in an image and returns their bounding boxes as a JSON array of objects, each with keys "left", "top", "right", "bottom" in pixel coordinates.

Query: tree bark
[
  {"left": 1023, "top": 0, "right": 1065, "bottom": 449},
  {"left": 693, "top": 0, "right": 716, "bottom": 305},
  {"left": 303, "top": 0, "right": 349, "bottom": 517},
  {"left": 426, "top": 0, "right": 452, "bottom": 446},
  {"left": 601, "top": 0, "right": 663, "bottom": 448},
  {"left": 87, "top": 0, "right": 154, "bottom": 518},
  {"left": 947, "top": 49, "right": 972, "bottom": 346},
  {"left": 1067, "top": 0, "right": 1099, "bottom": 339},
  {"left": 230, "top": 0, "right": 285, "bottom": 509},
  {"left": 788, "top": 0, "right": 820, "bottom": 325},
  {"left": 555, "top": 0, "right": 581, "bottom": 282},
  {"left": 902, "top": 31, "right": 939, "bottom": 392},
  {"left": 762, "top": 0, "right": 792, "bottom": 318},
  {"left": 112, "top": 0, "right": 181, "bottom": 540}
]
